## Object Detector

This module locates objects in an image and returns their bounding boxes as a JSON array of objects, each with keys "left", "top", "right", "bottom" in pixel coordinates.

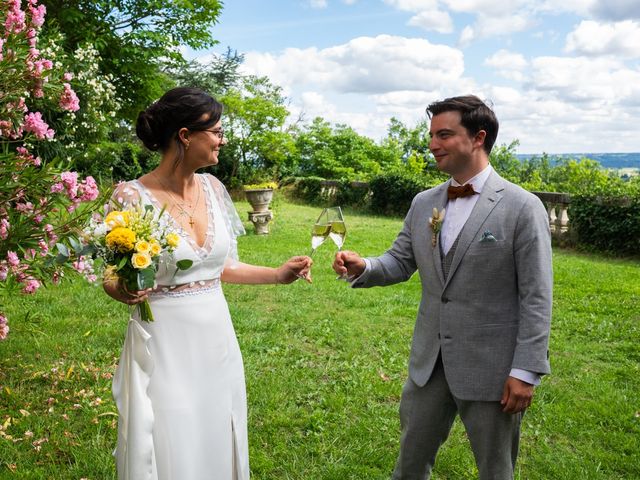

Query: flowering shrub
[
  {"left": 38, "top": 38, "right": 119, "bottom": 164},
  {"left": 0, "top": 0, "right": 103, "bottom": 340}
]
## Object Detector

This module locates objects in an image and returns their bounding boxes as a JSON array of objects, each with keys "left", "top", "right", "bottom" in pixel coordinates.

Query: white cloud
[
  {"left": 565, "top": 20, "right": 640, "bottom": 58},
  {"left": 242, "top": 35, "right": 466, "bottom": 95},
  {"left": 529, "top": 56, "right": 640, "bottom": 107},
  {"left": 342, "top": 0, "right": 358, "bottom": 4},
  {"left": 589, "top": 0, "right": 640, "bottom": 20},
  {"left": 484, "top": 49, "right": 528, "bottom": 81},
  {"left": 458, "top": 13, "right": 533, "bottom": 46},
  {"left": 408, "top": 10, "right": 454, "bottom": 33},
  {"left": 383, "top": 0, "right": 453, "bottom": 33},
  {"left": 485, "top": 49, "right": 528, "bottom": 69},
  {"left": 308, "top": 0, "right": 328, "bottom": 9},
  {"left": 442, "top": 0, "right": 532, "bottom": 16},
  {"left": 383, "top": 0, "right": 437, "bottom": 11}
]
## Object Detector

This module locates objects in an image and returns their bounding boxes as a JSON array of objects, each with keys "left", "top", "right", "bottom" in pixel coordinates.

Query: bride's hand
[
  {"left": 276, "top": 256, "right": 313, "bottom": 284},
  {"left": 103, "top": 278, "right": 153, "bottom": 305}
]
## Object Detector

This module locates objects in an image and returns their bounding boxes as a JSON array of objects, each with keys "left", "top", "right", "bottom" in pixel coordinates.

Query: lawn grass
[{"left": 1, "top": 198, "right": 639, "bottom": 479}]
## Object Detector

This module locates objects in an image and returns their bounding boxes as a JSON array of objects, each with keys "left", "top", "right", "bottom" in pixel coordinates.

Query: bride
[{"left": 103, "top": 87, "right": 312, "bottom": 480}]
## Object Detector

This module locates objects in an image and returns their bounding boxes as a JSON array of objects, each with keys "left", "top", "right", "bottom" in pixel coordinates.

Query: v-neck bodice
[
  {"left": 114, "top": 174, "right": 232, "bottom": 287},
  {"left": 134, "top": 175, "right": 215, "bottom": 255}
]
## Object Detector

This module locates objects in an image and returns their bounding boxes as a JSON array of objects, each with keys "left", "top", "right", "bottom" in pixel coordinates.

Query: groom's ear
[{"left": 473, "top": 129, "right": 487, "bottom": 149}]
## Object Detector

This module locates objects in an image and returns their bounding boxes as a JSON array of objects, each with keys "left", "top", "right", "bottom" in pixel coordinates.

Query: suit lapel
[
  {"left": 430, "top": 182, "right": 450, "bottom": 286},
  {"left": 443, "top": 171, "right": 505, "bottom": 289}
]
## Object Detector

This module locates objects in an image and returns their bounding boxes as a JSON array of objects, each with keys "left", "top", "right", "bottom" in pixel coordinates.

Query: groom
[{"left": 333, "top": 95, "right": 552, "bottom": 479}]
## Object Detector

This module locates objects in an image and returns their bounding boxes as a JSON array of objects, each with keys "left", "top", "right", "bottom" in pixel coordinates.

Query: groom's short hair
[{"left": 426, "top": 95, "right": 499, "bottom": 155}]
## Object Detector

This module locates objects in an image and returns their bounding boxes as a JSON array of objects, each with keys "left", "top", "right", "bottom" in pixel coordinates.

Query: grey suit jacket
[{"left": 353, "top": 171, "right": 552, "bottom": 401}]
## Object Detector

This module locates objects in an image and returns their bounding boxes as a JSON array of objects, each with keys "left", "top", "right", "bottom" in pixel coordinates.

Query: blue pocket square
[{"left": 480, "top": 231, "right": 497, "bottom": 242}]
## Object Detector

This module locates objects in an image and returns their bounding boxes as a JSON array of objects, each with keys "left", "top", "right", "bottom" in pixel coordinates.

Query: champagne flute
[
  {"left": 310, "top": 208, "right": 331, "bottom": 256},
  {"left": 326, "top": 206, "right": 349, "bottom": 280},
  {"left": 327, "top": 206, "right": 347, "bottom": 250}
]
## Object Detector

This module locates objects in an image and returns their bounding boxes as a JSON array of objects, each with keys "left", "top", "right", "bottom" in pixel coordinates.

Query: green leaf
[
  {"left": 175, "top": 259, "right": 193, "bottom": 271},
  {"left": 137, "top": 268, "right": 155, "bottom": 290},
  {"left": 69, "top": 237, "right": 83, "bottom": 254},
  {"left": 56, "top": 243, "right": 69, "bottom": 258},
  {"left": 117, "top": 256, "right": 128, "bottom": 270}
]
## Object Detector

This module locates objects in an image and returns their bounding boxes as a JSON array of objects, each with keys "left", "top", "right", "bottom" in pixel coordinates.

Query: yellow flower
[
  {"left": 166, "top": 232, "right": 180, "bottom": 248},
  {"left": 149, "top": 240, "right": 162, "bottom": 257},
  {"left": 135, "top": 240, "right": 151, "bottom": 254},
  {"left": 131, "top": 252, "right": 152, "bottom": 269},
  {"left": 105, "top": 211, "right": 130, "bottom": 229},
  {"left": 106, "top": 227, "right": 136, "bottom": 252}
]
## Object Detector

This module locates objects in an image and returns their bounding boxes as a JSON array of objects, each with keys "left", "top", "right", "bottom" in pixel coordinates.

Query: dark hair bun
[
  {"left": 136, "top": 110, "right": 160, "bottom": 151},
  {"left": 135, "top": 87, "right": 224, "bottom": 154}
]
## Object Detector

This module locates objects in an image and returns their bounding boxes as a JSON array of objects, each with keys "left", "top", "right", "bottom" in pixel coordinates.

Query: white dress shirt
[{"left": 357, "top": 164, "right": 540, "bottom": 386}]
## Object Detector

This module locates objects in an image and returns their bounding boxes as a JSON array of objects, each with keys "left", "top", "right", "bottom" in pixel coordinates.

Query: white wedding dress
[{"left": 110, "top": 174, "right": 249, "bottom": 480}]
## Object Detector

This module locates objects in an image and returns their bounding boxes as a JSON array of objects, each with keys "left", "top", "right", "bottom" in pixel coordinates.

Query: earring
[{"left": 185, "top": 142, "right": 190, "bottom": 150}]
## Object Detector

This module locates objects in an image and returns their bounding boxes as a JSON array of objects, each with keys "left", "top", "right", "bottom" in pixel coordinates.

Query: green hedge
[
  {"left": 73, "top": 141, "right": 160, "bottom": 183},
  {"left": 369, "top": 173, "right": 437, "bottom": 216},
  {"left": 569, "top": 194, "right": 640, "bottom": 255}
]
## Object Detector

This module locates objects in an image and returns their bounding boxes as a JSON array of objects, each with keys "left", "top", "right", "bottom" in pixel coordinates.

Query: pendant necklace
[{"left": 153, "top": 173, "right": 201, "bottom": 228}]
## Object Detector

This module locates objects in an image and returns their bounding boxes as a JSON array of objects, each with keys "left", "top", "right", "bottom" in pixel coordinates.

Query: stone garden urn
[{"left": 244, "top": 185, "right": 276, "bottom": 234}]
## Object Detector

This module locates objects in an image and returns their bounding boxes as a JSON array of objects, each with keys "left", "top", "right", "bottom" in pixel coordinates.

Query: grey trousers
[{"left": 392, "top": 357, "right": 522, "bottom": 480}]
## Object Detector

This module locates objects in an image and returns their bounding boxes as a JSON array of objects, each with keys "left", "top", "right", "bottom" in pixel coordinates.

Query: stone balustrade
[{"left": 531, "top": 192, "right": 571, "bottom": 239}]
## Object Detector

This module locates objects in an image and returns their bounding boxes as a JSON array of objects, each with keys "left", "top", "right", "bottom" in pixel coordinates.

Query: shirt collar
[{"left": 450, "top": 164, "right": 493, "bottom": 193}]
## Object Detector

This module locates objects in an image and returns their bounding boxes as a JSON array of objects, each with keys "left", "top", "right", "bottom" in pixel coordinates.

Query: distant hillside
[{"left": 516, "top": 153, "right": 640, "bottom": 170}]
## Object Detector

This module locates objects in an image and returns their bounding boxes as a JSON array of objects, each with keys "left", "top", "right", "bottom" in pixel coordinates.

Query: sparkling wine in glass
[
  {"left": 327, "top": 207, "right": 347, "bottom": 250},
  {"left": 310, "top": 208, "right": 331, "bottom": 256}
]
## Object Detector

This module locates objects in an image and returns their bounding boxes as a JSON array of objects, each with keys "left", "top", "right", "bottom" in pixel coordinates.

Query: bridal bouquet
[{"left": 82, "top": 204, "right": 191, "bottom": 322}]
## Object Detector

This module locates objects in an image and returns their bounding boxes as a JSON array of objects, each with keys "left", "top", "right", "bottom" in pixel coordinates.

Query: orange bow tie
[{"left": 447, "top": 183, "right": 477, "bottom": 200}]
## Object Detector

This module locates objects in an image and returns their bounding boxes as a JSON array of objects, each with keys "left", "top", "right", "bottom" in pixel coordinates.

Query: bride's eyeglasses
[{"left": 202, "top": 128, "right": 224, "bottom": 140}]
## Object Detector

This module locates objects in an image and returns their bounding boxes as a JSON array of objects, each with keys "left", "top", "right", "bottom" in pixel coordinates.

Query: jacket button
[{"left": 441, "top": 297, "right": 450, "bottom": 304}]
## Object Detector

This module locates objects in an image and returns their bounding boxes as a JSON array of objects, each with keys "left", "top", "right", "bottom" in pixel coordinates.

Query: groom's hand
[
  {"left": 501, "top": 376, "right": 534, "bottom": 414},
  {"left": 333, "top": 251, "right": 365, "bottom": 279}
]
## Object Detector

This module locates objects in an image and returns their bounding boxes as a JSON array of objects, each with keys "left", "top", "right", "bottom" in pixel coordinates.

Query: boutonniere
[{"left": 428, "top": 207, "right": 446, "bottom": 247}]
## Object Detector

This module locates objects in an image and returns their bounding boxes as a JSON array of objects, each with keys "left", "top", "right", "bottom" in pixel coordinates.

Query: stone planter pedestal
[
  {"left": 244, "top": 188, "right": 274, "bottom": 234},
  {"left": 244, "top": 188, "right": 273, "bottom": 212},
  {"left": 248, "top": 210, "right": 273, "bottom": 235}
]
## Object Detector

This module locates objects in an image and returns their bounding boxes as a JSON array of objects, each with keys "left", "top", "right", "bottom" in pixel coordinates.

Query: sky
[{"left": 188, "top": 0, "right": 640, "bottom": 154}]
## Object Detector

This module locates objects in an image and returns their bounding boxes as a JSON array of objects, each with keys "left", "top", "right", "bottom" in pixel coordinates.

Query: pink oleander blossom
[
  {"left": 38, "top": 239, "right": 49, "bottom": 256},
  {"left": 7, "top": 251, "right": 20, "bottom": 267},
  {"left": 63, "top": 72, "right": 73, "bottom": 81},
  {"left": 31, "top": 58, "right": 53, "bottom": 76},
  {"left": 59, "top": 83, "right": 80, "bottom": 112},
  {"left": 60, "top": 171, "right": 78, "bottom": 198},
  {"left": 50, "top": 182, "right": 64, "bottom": 193},
  {"left": 0, "top": 264, "right": 8, "bottom": 282},
  {"left": 15, "top": 202, "right": 34, "bottom": 213},
  {"left": 4, "top": 5, "right": 26, "bottom": 34},
  {"left": 26, "top": 28, "right": 37, "bottom": 47},
  {"left": 22, "top": 278, "right": 41, "bottom": 294},
  {"left": 77, "top": 176, "right": 98, "bottom": 201},
  {"left": 16, "top": 146, "right": 41, "bottom": 166},
  {"left": 8, "top": 97, "right": 28, "bottom": 113},
  {"left": 0, "top": 314, "right": 9, "bottom": 341},
  {"left": 23, "top": 112, "right": 54, "bottom": 140},
  {"left": 29, "top": 4, "right": 46, "bottom": 28},
  {"left": 0, "top": 218, "right": 9, "bottom": 240}
]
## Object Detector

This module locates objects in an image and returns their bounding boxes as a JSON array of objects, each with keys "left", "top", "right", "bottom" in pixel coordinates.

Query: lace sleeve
[
  {"left": 205, "top": 174, "right": 245, "bottom": 266},
  {"left": 106, "top": 181, "right": 142, "bottom": 213}
]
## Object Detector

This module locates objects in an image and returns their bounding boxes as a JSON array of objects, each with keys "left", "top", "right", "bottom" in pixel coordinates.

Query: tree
[
  {"left": 294, "top": 119, "right": 400, "bottom": 181},
  {"left": 167, "top": 48, "right": 245, "bottom": 96},
  {"left": 217, "top": 75, "right": 295, "bottom": 184},
  {"left": 42, "top": 0, "right": 223, "bottom": 120}
]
